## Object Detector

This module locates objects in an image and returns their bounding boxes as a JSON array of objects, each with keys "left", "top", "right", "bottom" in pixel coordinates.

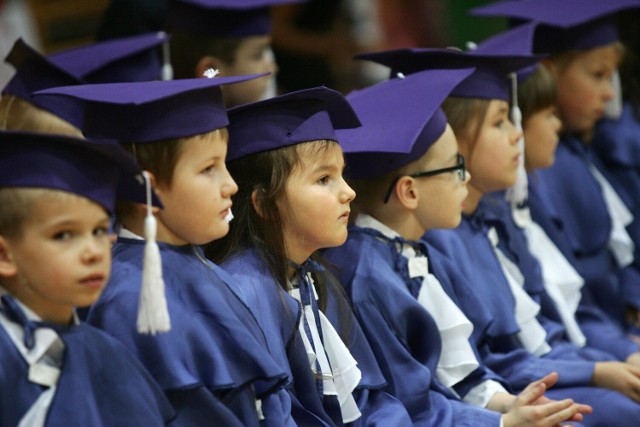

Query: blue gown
[
  {"left": 221, "top": 248, "right": 413, "bottom": 426},
  {"left": 529, "top": 133, "right": 640, "bottom": 326},
  {"left": 86, "top": 239, "right": 290, "bottom": 427},
  {"left": 323, "top": 225, "right": 505, "bottom": 426},
  {"left": 424, "top": 198, "right": 640, "bottom": 426},
  {"left": 0, "top": 307, "right": 174, "bottom": 426},
  {"left": 594, "top": 103, "right": 640, "bottom": 313},
  {"left": 489, "top": 192, "right": 639, "bottom": 361}
]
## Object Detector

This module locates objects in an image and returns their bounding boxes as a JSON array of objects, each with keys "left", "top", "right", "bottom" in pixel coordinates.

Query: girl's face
[
  {"left": 524, "top": 106, "right": 562, "bottom": 171},
  {"left": 461, "top": 99, "right": 522, "bottom": 195},
  {"left": 416, "top": 124, "right": 470, "bottom": 231},
  {"left": 1, "top": 193, "right": 112, "bottom": 324},
  {"left": 219, "top": 35, "right": 278, "bottom": 107},
  {"left": 280, "top": 142, "right": 355, "bottom": 264},
  {"left": 155, "top": 132, "right": 238, "bottom": 246},
  {"left": 552, "top": 44, "right": 620, "bottom": 134}
]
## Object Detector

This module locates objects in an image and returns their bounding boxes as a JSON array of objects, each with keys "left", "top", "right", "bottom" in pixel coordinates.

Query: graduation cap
[
  {"left": 47, "top": 31, "right": 172, "bottom": 83},
  {"left": 335, "top": 68, "right": 475, "bottom": 181},
  {"left": 166, "top": 0, "right": 303, "bottom": 37},
  {"left": 0, "top": 130, "right": 149, "bottom": 214},
  {"left": 356, "top": 48, "right": 540, "bottom": 101},
  {"left": 33, "top": 74, "right": 267, "bottom": 143},
  {"left": 226, "top": 86, "right": 361, "bottom": 162},
  {"left": 32, "top": 75, "right": 265, "bottom": 335},
  {"left": 3, "top": 34, "right": 172, "bottom": 127},
  {"left": 470, "top": 0, "right": 640, "bottom": 53}
]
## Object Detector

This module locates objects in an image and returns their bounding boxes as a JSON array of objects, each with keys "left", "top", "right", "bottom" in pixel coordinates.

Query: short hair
[
  {"left": 116, "top": 128, "right": 228, "bottom": 220},
  {"left": 169, "top": 30, "right": 243, "bottom": 79},
  {"left": 441, "top": 97, "right": 491, "bottom": 155},
  {"left": 0, "top": 188, "right": 73, "bottom": 239},
  {"left": 546, "top": 40, "right": 625, "bottom": 72},
  {"left": 518, "top": 64, "right": 558, "bottom": 125},
  {"left": 0, "top": 95, "right": 81, "bottom": 136}
]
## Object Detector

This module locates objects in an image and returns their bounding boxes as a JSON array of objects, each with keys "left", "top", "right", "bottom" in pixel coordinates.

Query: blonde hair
[{"left": 0, "top": 95, "right": 82, "bottom": 136}]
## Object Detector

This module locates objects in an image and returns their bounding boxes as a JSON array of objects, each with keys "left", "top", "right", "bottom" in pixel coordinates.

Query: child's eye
[
  {"left": 202, "top": 164, "right": 215, "bottom": 174},
  {"left": 317, "top": 175, "right": 330, "bottom": 185},
  {"left": 53, "top": 231, "right": 72, "bottom": 240},
  {"left": 93, "top": 226, "right": 110, "bottom": 237}
]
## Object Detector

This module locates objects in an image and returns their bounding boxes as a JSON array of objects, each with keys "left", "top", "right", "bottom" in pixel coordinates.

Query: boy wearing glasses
[{"left": 323, "top": 67, "right": 589, "bottom": 426}]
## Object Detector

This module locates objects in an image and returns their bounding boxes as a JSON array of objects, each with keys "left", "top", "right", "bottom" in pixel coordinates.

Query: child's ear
[
  {"left": 0, "top": 236, "right": 18, "bottom": 277},
  {"left": 394, "top": 176, "right": 419, "bottom": 210},
  {"left": 251, "top": 189, "right": 265, "bottom": 218},
  {"left": 195, "top": 56, "right": 224, "bottom": 78}
]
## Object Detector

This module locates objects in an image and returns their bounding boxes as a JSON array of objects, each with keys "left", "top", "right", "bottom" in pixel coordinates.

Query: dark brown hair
[
  {"left": 517, "top": 64, "right": 558, "bottom": 125},
  {"left": 169, "top": 30, "right": 243, "bottom": 79}
]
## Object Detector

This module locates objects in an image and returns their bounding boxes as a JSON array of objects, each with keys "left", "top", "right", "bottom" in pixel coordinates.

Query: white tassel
[
  {"left": 505, "top": 72, "right": 529, "bottom": 207},
  {"left": 137, "top": 171, "right": 171, "bottom": 334},
  {"left": 159, "top": 31, "right": 173, "bottom": 81}
]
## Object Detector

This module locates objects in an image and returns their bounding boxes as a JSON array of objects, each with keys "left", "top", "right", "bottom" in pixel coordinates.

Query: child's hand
[
  {"left": 592, "top": 361, "right": 640, "bottom": 402},
  {"left": 625, "top": 351, "right": 640, "bottom": 368},
  {"left": 503, "top": 372, "right": 592, "bottom": 427}
]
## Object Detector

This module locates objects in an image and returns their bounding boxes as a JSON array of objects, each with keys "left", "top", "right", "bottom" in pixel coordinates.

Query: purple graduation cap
[
  {"left": 166, "top": 0, "right": 302, "bottom": 37},
  {"left": 470, "top": 0, "right": 640, "bottom": 53},
  {"left": 3, "top": 33, "right": 171, "bottom": 127},
  {"left": 47, "top": 31, "right": 171, "bottom": 83},
  {"left": 336, "top": 68, "right": 475, "bottom": 181},
  {"left": 0, "top": 130, "right": 149, "bottom": 213},
  {"left": 356, "top": 48, "right": 540, "bottom": 101},
  {"left": 226, "top": 86, "right": 361, "bottom": 162},
  {"left": 33, "top": 74, "right": 267, "bottom": 143}
]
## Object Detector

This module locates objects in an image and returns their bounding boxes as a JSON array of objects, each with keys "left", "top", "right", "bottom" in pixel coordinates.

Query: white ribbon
[
  {"left": 488, "top": 228, "right": 551, "bottom": 357},
  {"left": 514, "top": 207, "right": 587, "bottom": 346},
  {"left": 289, "top": 277, "right": 362, "bottom": 423},
  {"left": 589, "top": 165, "right": 635, "bottom": 268}
]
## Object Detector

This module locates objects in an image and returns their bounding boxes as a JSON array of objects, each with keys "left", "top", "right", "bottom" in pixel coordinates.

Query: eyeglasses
[{"left": 383, "top": 154, "right": 466, "bottom": 203}]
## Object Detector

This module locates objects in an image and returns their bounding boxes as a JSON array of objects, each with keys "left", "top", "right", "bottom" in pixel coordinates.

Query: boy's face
[
  {"left": 0, "top": 192, "right": 112, "bottom": 324},
  {"left": 552, "top": 44, "right": 620, "bottom": 134},
  {"left": 154, "top": 131, "right": 238, "bottom": 246},
  {"left": 524, "top": 106, "right": 562, "bottom": 171},
  {"left": 219, "top": 35, "right": 278, "bottom": 107},
  {"left": 279, "top": 142, "right": 355, "bottom": 264},
  {"left": 415, "top": 124, "right": 470, "bottom": 232},
  {"left": 462, "top": 99, "right": 522, "bottom": 195}
]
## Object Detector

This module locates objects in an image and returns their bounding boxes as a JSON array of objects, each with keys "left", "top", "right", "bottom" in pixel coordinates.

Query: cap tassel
[
  {"left": 137, "top": 171, "right": 171, "bottom": 334},
  {"left": 505, "top": 72, "right": 528, "bottom": 207},
  {"left": 160, "top": 31, "right": 173, "bottom": 81}
]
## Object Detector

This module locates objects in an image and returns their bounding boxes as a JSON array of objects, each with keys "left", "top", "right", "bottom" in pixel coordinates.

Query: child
[
  {"left": 472, "top": 21, "right": 640, "bottom": 368},
  {"left": 0, "top": 130, "right": 174, "bottom": 425},
  {"left": 1, "top": 33, "right": 171, "bottom": 134},
  {"left": 322, "top": 61, "right": 590, "bottom": 426},
  {"left": 165, "top": 0, "right": 300, "bottom": 106},
  {"left": 206, "top": 86, "right": 414, "bottom": 426},
  {"left": 359, "top": 46, "right": 640, "bottom": 425},
  {"left": 471, "top": 0, "right": 640, "bottom": 343},
  {"left": 34, "top": 77, "right": 292, "bottom": 426}
]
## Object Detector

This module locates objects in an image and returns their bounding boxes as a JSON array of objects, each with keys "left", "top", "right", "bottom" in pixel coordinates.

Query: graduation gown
[
  {"left": 0, "top": 304, "right": 174, "bottom": 426},
  {"left": 424, "top": 200, "right": 640, "bottom": 425},
  {"left": 86, "top": 239, "right": 289, "bottom": 427},
  {"left": 530, "top": 133, "right": 640, "bottom": 326},
  {"left": 323, "top": 224, "right": 504, "bottom": 427},
  {"left": 221, "top": 248, "right": 413, "bottom": 427},
  {"left": 491, "top": 192, "right": 639, "bottom": 361},
  {"left": 594, "top": 103, "right": 640, "bottom": 310}
]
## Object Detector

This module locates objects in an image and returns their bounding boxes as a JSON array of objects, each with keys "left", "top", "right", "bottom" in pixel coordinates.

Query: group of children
[{"left": 2, "top": 0, "right": 640, "bottom": 426}]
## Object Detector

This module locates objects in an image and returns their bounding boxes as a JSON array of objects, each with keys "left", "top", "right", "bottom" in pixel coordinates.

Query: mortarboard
[
  {"left": 470, "top": 0, "right": 640, "bottom": 53},
  {"left": 3, "top": 34, "right": 172, "bottom": 127},
  {"left": 0, "top": 130, "right": 149, "bottom": 213},
  {"left": 33, "top": 74, "right": 267, "bottom": 143},
  {"left": 226, "top": 86, "right": 361, "bottom": 162},
  {"left": 47, "top": 31, "right": 171, "bottom": 83},
  {"left": 336, "top": 68, "right": 475, "bottom": 180},
  {"left": 165, "top": 0, "right": 302, "bottom": 37},
  {"left": 356, "top": 48, "right": 540, "bottom": 101}
]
